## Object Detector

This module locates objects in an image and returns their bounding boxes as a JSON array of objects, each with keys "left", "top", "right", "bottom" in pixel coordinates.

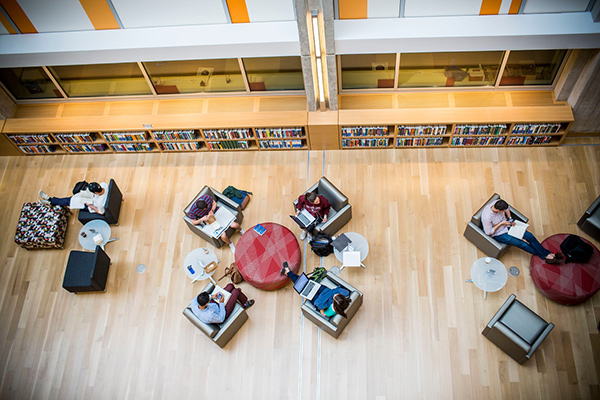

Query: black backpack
[
  {"left": 310, "top": 234, "right": 334, "bottom": 257},
  {"left": 560, "top": 234, "right": 594, "bottom": 264},
  {"left": 72, "top": 180, "right": 89, "bottom": 194}
]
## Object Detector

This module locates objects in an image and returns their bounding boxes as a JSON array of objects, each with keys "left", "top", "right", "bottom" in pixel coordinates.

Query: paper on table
[{"left": 508, "top": 220, "right": 529, "bottom": 239}]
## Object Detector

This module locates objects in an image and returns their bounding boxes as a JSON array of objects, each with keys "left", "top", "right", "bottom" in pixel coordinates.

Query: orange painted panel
[
  {"left": 509, "top": 0, "right": 522, "bottom": 14},
  {"left": 0, "top": 0, "right": 36, "bottom": 33},
  {"left": 226, "top": 0, "right": 249, "bottom": 23},
  {"left": 339, "top": 0, "right": 368, "bottom": 20},
  {"left": 0, "top": 10, "right": 17, "bottom": 33},
  {"left": 479, "top": 0, "right": 502, "bottom": 15},
  {"left": 79, "top": 0, "right": 120, "bottom": 30}
]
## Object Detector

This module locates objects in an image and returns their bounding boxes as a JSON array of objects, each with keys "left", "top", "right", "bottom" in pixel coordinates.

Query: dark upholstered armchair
[
  {"left": 463, "top": 193, "right": 528, "bottom": 259},
  {"left": 62, "top": 246, "right": 111, "bottom": 293},
  {"left": 293, "top": 177, "right": 352, "bottom": 237},
  {"left": 78, "top": 179, "right": 123, "bottom": 225},
  {"left": 578, "top": 195, "right": 600, "bottom": 242},
  {"left": 301, "top": 271, "right": 363, "bottom": 339},
  {"left": 183, "top": 282, "right": 249, "bottom": 348},
  {"left": 482, "top": 294, "right": 554, "bottom": 364},
  {"left": 183, "top": 186, "right": 244, "bottom": 248}
]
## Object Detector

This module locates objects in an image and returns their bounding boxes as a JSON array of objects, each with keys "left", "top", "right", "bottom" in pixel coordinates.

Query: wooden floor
[{"left": 0, "top": 144, "right": 599, "bottom": 400}]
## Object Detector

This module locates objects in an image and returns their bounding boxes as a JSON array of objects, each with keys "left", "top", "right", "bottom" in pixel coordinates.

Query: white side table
[
  {"left": 184, "top": 247, "right": 219, "bottom": 284},
  {"left": 79, "top": 220, "right": 113, "bottom": 250},
  {"left": 469, "top": 257, "right": 508, "bottom": 300},
  {"left": 333, "top": 232, "right": 369, "bottom": 263}
]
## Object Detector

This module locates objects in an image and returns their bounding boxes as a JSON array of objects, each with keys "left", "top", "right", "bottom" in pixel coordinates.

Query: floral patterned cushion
[{"left": 14, "top": 202, "right": 68, "bottom": 249}]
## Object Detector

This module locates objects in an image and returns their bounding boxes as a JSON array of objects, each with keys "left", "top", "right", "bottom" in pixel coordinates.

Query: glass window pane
[
  {"left": 242, "top": 57, "right": 304, "bottom": 91},
  {"left": 48, "top": 63, "right": 152, "bottom": 97},
  {"left": 341, "top": 54, "right": 396, "bottom": 89},
  {"left": 500, "top": 50, "right": 567, "bottom": 86},
  {"left": 143, "top": 59, "right": 245, "bottom": 94},
  {"left": 0, "top": 67, "right": 62, "bottom": 99},
  {"left": 398, "top": 51, "right": 504, "bottom": 88}
]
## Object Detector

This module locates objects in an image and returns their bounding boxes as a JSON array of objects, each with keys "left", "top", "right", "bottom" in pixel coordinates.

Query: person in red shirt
[{"left": 295, "top": 191, "right": 330, "bottom": 241}]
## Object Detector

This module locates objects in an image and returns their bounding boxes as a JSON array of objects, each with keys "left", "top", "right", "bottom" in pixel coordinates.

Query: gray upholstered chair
[
  {"left": 578, "top": 195, "right": 600, "bottom": 242},
  {"left": 293, "top": 177, "right": 352, "bottom": 237},
  {"left": 62, "top": 246, "right": 111, "bottom": 293},
  {"left": 482, "top": 294, "right": 554, "bottom": 364},
  {"left": 301, "top": 271, "right": 363, "bottom": 339},
  {"left": 183, "top": 282, "right": 249, "bottom": 348},
  {"left": 463, "top": 193, "right": 528, "bottom": 258},
  {"left": 183, "top": 186, "right": 243, "bottom": 248},
  {"left": 78, "top": 179, "right": 123, "bottom": 225}
]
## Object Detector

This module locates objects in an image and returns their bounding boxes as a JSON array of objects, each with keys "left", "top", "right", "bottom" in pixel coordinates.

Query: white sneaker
[
  {"left": 239, "top": 228, "right": 246, "bottom": 235},
  {"left": 38, "top": 190, "right": 50, "bottom": 201},
  {"left": 300, "top": 231, "right": 307, "bottom": 241},
  {"left": 307, "top": 233, "right": 313, "bottom": 241},
  {"left": 39, "top": 199, "right": 50, "bottom": 206},
  {"left": 229, "top": 243, "right": 236, "bottom": 254}
]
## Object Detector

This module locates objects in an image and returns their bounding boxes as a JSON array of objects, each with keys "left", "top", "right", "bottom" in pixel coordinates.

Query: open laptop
[
  {"left": 293, "top": 273, "right": 321, "bottom": 300},
  {"left": 290, "top": 209, "right": 317, "bottom": 230}
]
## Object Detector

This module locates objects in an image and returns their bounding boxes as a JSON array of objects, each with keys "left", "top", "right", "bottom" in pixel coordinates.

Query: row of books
[
  {"left": 9, "top": 134, "right": 54, "bottom": 144},
  {"left": 342, "top": 138, "right": 390, "bottom": 148},
  {"left": 451, "top": 137, "right": 506, "bottom": 146},
  {"left": 207, "top": 140, "right": 249, "bottom": 150},
  {"left": 158, "top": 142, "right": 202, "bottom": 151},
  {"left": 19, "top": 145, "right": 57, "bottom": 154},
  {"left": 152, "top": 130, "right": 197, "bottom": 141},
  {"left": 259, "top": 140, "right": 303, "bottom": 149},
  {"left": 341, "top": 126, "right": 389, "bottom": 137},
  {"left": 398, "top": 125, "right": 447, "bottom": 136},
  {"left": 204, "top": 129, "right": 252, "bottom": 140},
  {"left": 507, "top": 136, "right": 552, "bottom": 145},
  {"left": 454, "top": 124, "right": 507, "bottom": 136},
  {"left": 255, "top": 128, "right": 303, "bottom": 139},
  {"left": 397, "top": 138, "right": 444, "bottom": 147},
  {"left": 103, "top": 132, "right": 148, "bottom": 142},
  {"left": 511, "top": 124, "right": 561, "bottom": 135},
  {"left": 55, "top": 133, "right": 96, "bottom": 143},
  {"left": 110, "top": 143, "right": 154, "bottom": 152},
  {"left": 64, "top": 144, "right": 108, "bottom": 153}
]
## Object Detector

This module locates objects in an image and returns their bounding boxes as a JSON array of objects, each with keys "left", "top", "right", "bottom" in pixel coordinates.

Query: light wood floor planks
[{"left": 0, "top": 144, "right": 599, "bottom": 400}]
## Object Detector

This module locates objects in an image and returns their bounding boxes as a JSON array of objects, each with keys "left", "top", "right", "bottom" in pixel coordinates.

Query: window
[
  {"left": 143, "top": 59, "right": 245, "bottom": 94},
  {"left": 48, "top": 63, "right": 152, "bottom": 97},
  {"left": 340, "top": 54, "right": 396, "bottom": 89},
  {"left": 0, "top": 67, "right": 62, "bottom": 99},
  {"left": 398, "top": 51, "right": 504, "bottom": 88},
  {"left": 500, "top": 50, "right": 567, "bottom": 86},
  {"left": 242, "top": 57, "right": 304, "bottom": 91}
]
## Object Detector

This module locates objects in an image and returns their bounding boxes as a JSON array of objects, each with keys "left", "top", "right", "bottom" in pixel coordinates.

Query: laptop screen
[{"left": 293, "top": 273, "right": 309, "bottom": 294}]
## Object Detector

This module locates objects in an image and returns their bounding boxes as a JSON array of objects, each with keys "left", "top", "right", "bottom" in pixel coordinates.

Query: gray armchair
[
  {"left": 463, "top": 193, "right": 528, "bottom": 258},
  {"left": 482, "top": 294, "right": 554, "bottom": 364},
  {"left": 301, "top": 271, "right": 363, "bottom": 338},
  {"left": 577, "top": 195, "right": 600, "bottom": 242},
  {"left": 183, "top": 186, "right": 243, "bottom": 248},
  {"left": 183, "top": 282, "right": 249, "bottom": 348},
  {"left": 293, "top": 177, "right": 352, "bottom": 237}
]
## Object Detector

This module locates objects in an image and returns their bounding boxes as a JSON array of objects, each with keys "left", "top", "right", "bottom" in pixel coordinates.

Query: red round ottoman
[
  {"left": 530, "top": 233, "right": 600, "bottom": 305},
  {"left": 235, "top": 223, "right": 301, "bottom": 290}
]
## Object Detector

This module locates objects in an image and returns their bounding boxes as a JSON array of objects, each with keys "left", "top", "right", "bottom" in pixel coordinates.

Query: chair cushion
[{"left": 499, "top": 301, "right": 548, "bottom": 344}]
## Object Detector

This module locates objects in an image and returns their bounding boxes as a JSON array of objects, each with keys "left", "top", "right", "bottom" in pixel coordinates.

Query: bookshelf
[{"left": 255, "top": 127, "right": 308, "bottom": 150}]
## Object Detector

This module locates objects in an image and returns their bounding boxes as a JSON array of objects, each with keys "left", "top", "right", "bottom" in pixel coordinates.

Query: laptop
[
  {"left": 293, "top": 273, "right": 321, "bottom": 300},
  {"left": 290, "top": 209, "right": 317, "bottom": 230}
]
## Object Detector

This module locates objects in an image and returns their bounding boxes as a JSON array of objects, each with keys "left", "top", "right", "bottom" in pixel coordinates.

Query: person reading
[
  {"left": 191, "top": 284, "right": 254, "bottom": 324},
  {"left": 295, "top": 191, "right": 330, "bottom": 241},
  {"left": 189, "top": 194, "right": 243, "bottom": 253},
  {"left": 39, "top": 182, "right": 108, "bottom": 214}
]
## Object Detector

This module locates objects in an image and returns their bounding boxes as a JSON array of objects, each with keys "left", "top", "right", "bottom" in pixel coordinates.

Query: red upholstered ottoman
[
  {"left": 530, "top": 233, "right": 600, "bottom": 305},
  {"left": 235, "top": 223, "right": 301, "bottom": 290}
]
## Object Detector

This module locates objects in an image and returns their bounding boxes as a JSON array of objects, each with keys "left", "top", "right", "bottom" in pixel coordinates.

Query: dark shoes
[
  {"left": 555, "top": 252, "right": 564, "bottom": 260},
  {"left": 545, "top": 257, "right": 562, "bottom": 264},
  {"left": 244, "top": 299, "right": 255, "bottom": 309}
]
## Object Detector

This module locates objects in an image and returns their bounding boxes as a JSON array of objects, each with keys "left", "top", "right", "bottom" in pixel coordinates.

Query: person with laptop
[
  {"left": 191, "top": 283, "right": 255, "bottom": 324},
  {"left": 295, "top": 191, "right": 331, "bottom": 241},
  {"left": 482, "top": 198, "right": 562, "bottom": 264},
  {"left": 189, "top": 194, "right": 243, "bottom": 253},
  {"left": 281, "top": 263, "right": 350, "bottom": 318}
]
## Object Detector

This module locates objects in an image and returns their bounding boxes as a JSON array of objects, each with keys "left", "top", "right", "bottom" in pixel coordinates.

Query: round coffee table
[
  {"left": 333, "top": 232, "right": 369, "bottom": 263},
  {"left": 79, "top": 220, "right": 111, "bottom": 250},
  {"left": 183, "top": 247, "right": 219, "bottom": 284},
  {"left": 530, "top": 233, "right": 600, "bottom": 305},
  {"left": 235, "top": 223, "right": 301, "bottom": 290},
  {"left": 470, "top": 257, "right": 508, "bottom": 300}
]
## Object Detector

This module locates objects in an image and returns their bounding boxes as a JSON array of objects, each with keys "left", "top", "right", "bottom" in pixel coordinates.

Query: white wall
[
  {"left": 404, "top": 0, "right": 482, "bottom": 17},
  {"left": 246, "top": 0, "right": 295, "bottom": 22},
  {"left": 523, "top": 0, "right": 589, "bottom": 14},
  {"left": 111, "top": 0, "right": 228, "bottom": 28},
  {"left": 17, "top": 0, "right": 94, "bottom": 32},
  {"left": 368, "top": 0, "right": 401, "bottom": 18}
]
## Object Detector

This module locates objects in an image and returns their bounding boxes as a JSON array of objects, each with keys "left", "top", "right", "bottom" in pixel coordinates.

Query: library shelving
[
  {"left": 158, "top": 141, "right": 203, "bottom": 151},
  {"left": 63, "top": 143, "right": 108, "bottom": 153},
  {"left": 255, "top": 127, "right": 308, "bottom": 150},
  {"left": 54, "top": 133, "right": 96, "bottom": 143}
]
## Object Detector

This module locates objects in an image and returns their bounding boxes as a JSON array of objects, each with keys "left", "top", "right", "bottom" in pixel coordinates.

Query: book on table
[
  {"left": 508, "top": 220, "right": 529, "bottom": 239},
  {"left": 201, "top": 206, "right": 235, "bottom": 238},
  {"left": 69, "top": 190, "right": 94, "bottom": 209},
  {"left": 211, "top": 286, "right": 232, "bottom": 303}
]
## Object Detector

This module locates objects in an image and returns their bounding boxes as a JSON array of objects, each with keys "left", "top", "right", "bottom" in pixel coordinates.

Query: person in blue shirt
[
  {"left": 281, "top": 264, "right": 351, "bottom": 318},
  {"left": 191, "top": 283, "right": 254, "bottom": 324}
]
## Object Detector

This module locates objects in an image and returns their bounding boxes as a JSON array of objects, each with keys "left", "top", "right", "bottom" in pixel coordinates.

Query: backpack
[
  {"left": 560, "top": 234, "right": 594, "bottom": 264},
  {"left": 223, "top": 185, "right": 252, "bottom": 210},
  {"left": 308, "top": 266, "right": 327, "bottom": 282},
  {"left": 72, "top": 180, "right": 89, "bottom": 194},
  {"left": 310, "top": 234, "right": 334, "bottom": 257},
  {"left": 218, "top": 262, "right": 244, "bottom": 284}
]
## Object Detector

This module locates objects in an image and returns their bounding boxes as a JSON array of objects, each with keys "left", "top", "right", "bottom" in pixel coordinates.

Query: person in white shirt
[{"left": 38, "top": 182, "right": 109, "bottom": 214}]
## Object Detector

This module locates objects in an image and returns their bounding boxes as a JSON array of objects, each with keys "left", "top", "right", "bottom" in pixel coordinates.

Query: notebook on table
[
  {"left": 342, "top": 251, "right": 363, "bottom": 268},
  {"left": 293, "top": 273, "right": 321, "bottom": 301}
]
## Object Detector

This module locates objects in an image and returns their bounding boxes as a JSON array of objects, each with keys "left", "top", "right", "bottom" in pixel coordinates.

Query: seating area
[
  {"left": 78, "top": 179, "right": 123, "bottom": 225},
  {"left": 578, "top": 195, "right": 600, "bottom": 242}
]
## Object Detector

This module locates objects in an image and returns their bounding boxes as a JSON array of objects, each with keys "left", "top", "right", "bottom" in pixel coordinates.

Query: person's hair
[
  {"left": 494, "top": 200, "right": 509, "bottom": 211},
  {"left": 88, "top": 182, "right": 102, "bottom": 193},
  {"left": 332, "top": 293, "right": 351, "bottom": 318},
  {"left": 306, "top": 192, "right": 318, "bottom": 204},
  {"left": 197, "top": 292, "right": 210, "bottom": 306},
  {"left": 195, "top": 199, "right": 208, "bottom": 210}
]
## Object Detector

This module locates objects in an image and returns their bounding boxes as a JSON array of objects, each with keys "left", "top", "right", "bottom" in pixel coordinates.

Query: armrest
[
  {"left": 486, "top": 294, "right": 516, "bottom": 329},
  {"left": 526, "top": 323, "right": 554, "bottom": 359},
  {"left": 509, "top": 206, "right": 529, "bottom": 224},
  {"left": 301, "top": 302, "right": 339, "bottom": 331},
  {"left": 585, "top": 195, "right": 600, "bottom": 215},
  {"left": 330, "top": 291, "right": 361, "bottom": 326},
  {"left": 214, "top": 191, "right": 242, "bottom": 212},
  {"left": 325, "top": 271, "right": 360, "bottom": 293},
  {"left": 183, "top": 307, "right": 218, "bottom": 338}
]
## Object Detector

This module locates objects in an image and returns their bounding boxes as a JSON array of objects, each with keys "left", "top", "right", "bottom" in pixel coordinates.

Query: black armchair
[
  {"left": 78, "top": 179, "right": 123, "bottom": 225},
  {"left": 62, "top": 246, "right": 111, "bottom": 293},
  {"left": 578, "top": 195, "right": 600, "bottom": 242}
]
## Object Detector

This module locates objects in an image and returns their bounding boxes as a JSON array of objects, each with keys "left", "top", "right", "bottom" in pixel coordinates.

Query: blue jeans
[
  {"left": 50, "top": 196, "right": 71, "bottom": 207},
  {"left": 494, "top": 231, "right": 551, "bottom": 260}
]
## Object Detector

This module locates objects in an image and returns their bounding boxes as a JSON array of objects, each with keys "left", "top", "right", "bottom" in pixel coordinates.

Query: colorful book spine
[
  {"left": 255, "top": 128, "right": 303, "bottom": 138},
  {"left": 204, "top": 129, "right": 252, "bottom": 140},
  {"left": 259, "top": 140, "right": 303, "bottom": 149},
  {"left": 55, "top": 133, "right": 96, "bottom": 143},
  {"left": 507, "top": 136, "right": 552, "bottom": 145},
  {"left": 397, "top": 125, "right": 447, "bottom": 136},
  {"left": 9, "top": 134, "right": 54, "bottom": 144},
  {"left": 102, "top": 132, "right": 148, "bottom": 141},
  {"left": 158, "top": 142, "right": 202, "bottom": 151},
  {"left": 342, "top": 138, "right": 390, "bottom": 148},
  {"left": 451, "top": 136, "right": 506, "bottom": 146},
  {"left": 64, "top": 144, "right": 107, "bottom": 153},
  {"left": 109, "top": 143, "right": 153, "bottom": 152},
  {"left": 396, "top": 138, "right": 444, "bottom": 146},
  {"left": 152, "top": 130, "right": 197, "bottom": 141},
  {"left": 453, "top": 124, "right": 507, "bottom": 136},
  {"left": 206, "top": 140, "right": 249, "bottom": 150},
  {"left": 341, "top": 126, "right": 389, "bottom": 137},
  {"left": 19, "top": 145, "right": 57, "bottom": 154},
  {"left": 510, "top": 124, "right": 561, "bottom": 135}
]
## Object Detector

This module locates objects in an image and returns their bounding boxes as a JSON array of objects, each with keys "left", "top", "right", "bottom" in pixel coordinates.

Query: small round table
[
  {"left": 183, "top": 247, "right": 219, "bottom": 284},
  {"left": 333, "top": 232, "right": 369, "bottom": 263},
  {"left": 530, "top": 233, "right": 600, "bottom": 305},
  {"left": 235, "top": 223, "right": 301, "bottom": 290},
  {"left": 470, "top": 257, "right": 508, "bottom": 300},
  {"left": 79, "top": 220, "right": 111, "bottom": 250}
]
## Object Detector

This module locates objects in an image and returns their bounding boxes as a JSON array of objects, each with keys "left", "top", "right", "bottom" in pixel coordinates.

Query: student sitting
[
  {"left": 295, "top": 191, "right": 330, "bottom": 241},
  {"left": 39, "top": 182, "right": 108, "bottom": 214}
]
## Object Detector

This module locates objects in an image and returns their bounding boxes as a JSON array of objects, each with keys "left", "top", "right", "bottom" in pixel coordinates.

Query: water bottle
[{"left": 187, "top": 265, "right": 195, "bottom": 274}]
